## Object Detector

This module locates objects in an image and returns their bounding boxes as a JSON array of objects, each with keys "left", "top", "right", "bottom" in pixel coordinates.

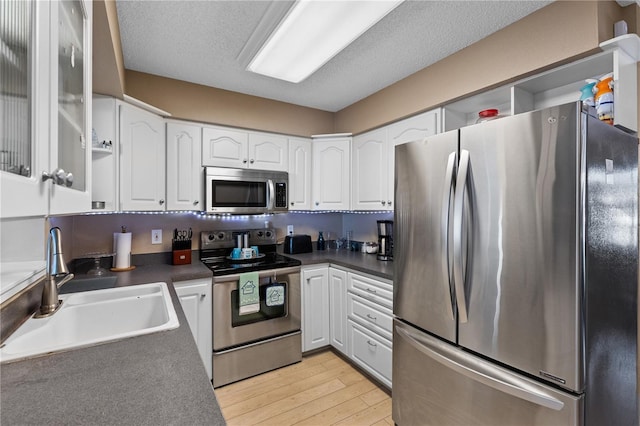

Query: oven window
[
  {"left": 231, "top": 282, "right": 287, "bottom": 327},
  {"left": 211, "top": 181, "right": 266, "bottom": 207}
]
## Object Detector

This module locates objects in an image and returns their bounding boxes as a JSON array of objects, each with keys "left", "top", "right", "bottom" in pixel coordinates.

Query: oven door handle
[{"left": 266, "top": 179, "right": 275, "bottom": 211}]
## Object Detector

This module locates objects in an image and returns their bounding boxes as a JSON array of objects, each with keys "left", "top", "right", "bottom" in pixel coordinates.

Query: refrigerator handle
[
  {"left": 395, "top": 324, "right": 565, "bottom": 411},
  {"left": 441, "top": 151, "right": 457, "bottom": 320},
  {"left": 453, "top": 149, "right": 470, "bottom": 323}
]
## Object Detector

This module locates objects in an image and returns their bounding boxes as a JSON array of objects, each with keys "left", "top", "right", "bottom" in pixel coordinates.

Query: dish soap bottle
[{"left": 317, "top": 231, "right": 325, "bottom": 251}]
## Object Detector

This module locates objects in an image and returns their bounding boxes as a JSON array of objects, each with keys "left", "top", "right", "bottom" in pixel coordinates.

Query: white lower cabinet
[
  {"left": 348, "top": 319, "right": 392, "bottom": 388},
  {"left": 174, "top": 278, "right": 212, "bottom": 381},
  {"left": 301, "top": 265, "right": 330, "bottom": 352},
  {"left": 329, "top": 267, "right": 348, "bottom": 355},
  {"left": 301, "top": 264, "right": 393, "bottom": 388},
  {"left": 347, "top": 271, "right": 393, "bottom": 388}
]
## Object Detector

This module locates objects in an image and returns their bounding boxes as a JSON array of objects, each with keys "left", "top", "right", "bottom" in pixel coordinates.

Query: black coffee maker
[{"left": 377, "top": 220, "right": 393, "bottom": 261}]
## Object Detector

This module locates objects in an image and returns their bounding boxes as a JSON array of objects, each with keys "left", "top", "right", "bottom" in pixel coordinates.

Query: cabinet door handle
[
  {"left": 250, "top": 159, "right": 255, "bottom": 164},
  {"left": 291, "top": 202, "right": 294, "bottom": 206},
  {"left": 315, "top": 201, "right": 319, "bottom": 206},
  {"left": 200, "top": 293, "right": 206, "bottom": 299},
  {"left": 366, "top": 314, "right": 377, "bottom": 321},
  {"left": 381, "top": 201, "right": 386, "bottom": 206},
  {"left": 42, "top": 168, "right": 71, "bottom": 186},
  {"left": 388, "top": 201, "right": 392, "bottom": 206},
  {"left": 193, "top": 200, "right": 199, "bottom": 206},
  {"left": 159, "top": 199, "right": 165, "bottom": 205},
  {"left": 243, "top": 159, "right": 248, "bottom": 164},
  {"left": 367, "top": 340, "right": 377, "bottom": 347},
  {"left": 63, "top": 172, "right": 73, "bottom": 187}
]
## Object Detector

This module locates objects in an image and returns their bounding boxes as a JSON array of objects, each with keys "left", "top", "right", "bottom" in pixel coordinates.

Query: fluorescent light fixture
[{"left": 248, "top": 0, "right": 403, "bottom": 83}]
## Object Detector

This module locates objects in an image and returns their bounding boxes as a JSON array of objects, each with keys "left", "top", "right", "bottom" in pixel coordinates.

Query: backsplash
[{"left": 50, "top": 211, "right": 393, "bottom": 260}]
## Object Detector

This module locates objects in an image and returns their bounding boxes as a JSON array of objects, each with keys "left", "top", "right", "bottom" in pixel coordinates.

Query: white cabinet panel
[
  {"left": 312, "top": 137, "right": 351, "bottom": 210},
  {"left": 288, "top": 137, "right": 312, "bottom": 210},
  {"left": 329, "top": 267, "right": 348, "bottom": 355},
  {"left": 348, "top": 319, "right": 392, "bottom": 388},
  {"left": 248, "top": 132, "right": 288, "bottom": 171},
  {"left": 174, "top": 278, "right": 213, "bottom": 381},
  {"left": 202, "top": 126, "right": 248, "bottom": 168},
  {"left": 119, "top": 104, "right": 166, "bottom": 211},
  {"left": 352, "top": 128, "right": 388, "bottom": 210},
  {"left": 301, "top": 265, "right": 330, "bottom": 352},
  {"left": 166, "top": 121, "right": 203, "bottom": 211}
]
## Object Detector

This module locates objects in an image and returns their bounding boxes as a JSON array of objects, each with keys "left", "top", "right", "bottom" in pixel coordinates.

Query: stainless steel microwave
[{"left": 204, "top": 167, "right": 288, "bottom": 214}]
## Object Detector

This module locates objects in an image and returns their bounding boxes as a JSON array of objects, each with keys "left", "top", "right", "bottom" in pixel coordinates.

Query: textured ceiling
[{"left": 116, "top": 0, "right": 553, "bottom": 112}]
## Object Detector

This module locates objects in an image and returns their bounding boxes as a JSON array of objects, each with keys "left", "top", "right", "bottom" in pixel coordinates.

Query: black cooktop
[{"left": 200, "top": 229, "right": 301, "bottom": 276}]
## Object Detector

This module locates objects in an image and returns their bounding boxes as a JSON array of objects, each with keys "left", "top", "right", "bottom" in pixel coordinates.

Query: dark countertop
[
  {"left": 0, "top": 261, "right": 226, "bottom": 425},
  {"left": 281, "top": 248, "right": 394, "bottom": 281}
]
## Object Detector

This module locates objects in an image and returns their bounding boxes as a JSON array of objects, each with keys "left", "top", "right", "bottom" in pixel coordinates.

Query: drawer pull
[
  {"left": 365, "top": 288, "right": 377, "bottom": 294},
  {"left": 367, "top": 340, "right": 377, "bottom": 347},
  {"left": 366, "top": 314, "right": 377, "bottom": 321}
]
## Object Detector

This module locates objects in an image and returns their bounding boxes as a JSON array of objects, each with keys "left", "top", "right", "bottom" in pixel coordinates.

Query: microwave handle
[{"left": 267, "top": 179, "right": 275, "bottom": 210}]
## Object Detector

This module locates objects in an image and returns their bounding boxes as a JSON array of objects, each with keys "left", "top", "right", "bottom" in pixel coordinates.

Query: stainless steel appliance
[
  {"left": 376, "top": 220, "right": 393, "bottom": 261},
  {"left": 204, "top": 167, "right": 289, "bottom": 214},
  {"left": 393, "top": 102, "right": 638, "bottom": 425},
  {"left": 200, "top": 228, "right": 302, "bottom": 388}
]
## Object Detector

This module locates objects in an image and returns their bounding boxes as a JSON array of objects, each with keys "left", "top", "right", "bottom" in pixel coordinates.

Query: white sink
[{"left": 0, "top": 282, "right": 179, "bottom": 363}]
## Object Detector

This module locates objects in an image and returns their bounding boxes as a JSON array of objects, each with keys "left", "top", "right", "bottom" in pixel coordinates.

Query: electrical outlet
[
  {"left": 287, "top": 225, "right": 294, "bottom": 235},
  {"left": 151, "top": 229, "right": 162, "bottom": 244}
]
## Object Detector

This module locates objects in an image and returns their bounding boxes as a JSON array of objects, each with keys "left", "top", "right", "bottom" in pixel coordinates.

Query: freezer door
[
  {"left": 393, "top": 319, "right": 583, "bottom": 426},
  {"left": 394, "top": 131, "right": 458, "bottom": 343},
  {"left": 457, "top": 103, "right": 582, "bottom": 392}
]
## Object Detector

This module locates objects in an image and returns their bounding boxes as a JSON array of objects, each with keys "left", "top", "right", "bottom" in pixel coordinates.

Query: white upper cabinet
[
  {"left": 202, "top": 126, "right": 288, "bottom": 171},
  {"left": 352, "top": 128, "right": 388, "bottom": 211},
  {"left": 119, "top": 103, "right": 166, "bottom": 211},
  {"left": 287, "top": 137, "right": 312, "bottom": 210},
  {"left": 166, "top": 121, "right": 203, "bottom": 211},
  {"left": 312, "top": 136, "right": 351, "bottom": 210},
  {"left": 248, "top": 132, "right": 288, "bottom": 171},
  {"left": 202, "top": 126, "right": 248, "bottom": 168},
  {"left": 91, "top": 96, "right": 118, "bottom": 211},
  {"left": 1, "top": 0, "right": 92, "bottom": 218}
]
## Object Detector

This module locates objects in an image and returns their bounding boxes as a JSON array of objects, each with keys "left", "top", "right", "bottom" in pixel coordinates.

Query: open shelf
[{"left": 443, "top": 35, "right": 639, "bottom": 133}]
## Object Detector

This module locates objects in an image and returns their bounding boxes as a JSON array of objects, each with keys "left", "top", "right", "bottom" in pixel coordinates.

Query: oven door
[{"left": 212, "top": 266, "right": 301, "bottom": 351}]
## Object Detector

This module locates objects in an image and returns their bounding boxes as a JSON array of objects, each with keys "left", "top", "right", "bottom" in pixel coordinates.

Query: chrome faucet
[{"left": 35, "top": 227, "right": 74, "bottom": 318}]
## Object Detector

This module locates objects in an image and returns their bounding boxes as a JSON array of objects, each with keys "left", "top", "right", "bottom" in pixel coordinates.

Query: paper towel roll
[{"left": 113, "top": 232, "right": 132, "bottom": 269}]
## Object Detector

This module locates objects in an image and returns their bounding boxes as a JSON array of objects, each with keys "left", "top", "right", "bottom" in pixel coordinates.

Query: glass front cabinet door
[{"left": 0, "top": 0, "right": 92, "bottom": 218}]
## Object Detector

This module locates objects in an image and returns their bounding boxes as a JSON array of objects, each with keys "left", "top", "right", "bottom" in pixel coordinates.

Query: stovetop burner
[{"left": 200, "top": 229, "right": 301, "bottom": 276}]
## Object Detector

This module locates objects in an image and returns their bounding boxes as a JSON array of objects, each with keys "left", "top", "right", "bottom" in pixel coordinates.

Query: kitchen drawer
[
  {"left": 347, "top": 272, "right": 393, "bottom": 308},
  {"left": 347, "top": 292, "right": 393, "bottom": 340},
  {"left": 348, "top": 319, "right": 392, "bottom": 388}
]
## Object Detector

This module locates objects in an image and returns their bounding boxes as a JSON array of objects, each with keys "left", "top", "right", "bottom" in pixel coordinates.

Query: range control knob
[
  {"left": 265, "top": 231, "right": 273, "bottom": 238},
  {"left": 217, "top": 232, "right": 225, "bottom": 240},
  {"left": 208, "top": 234, "right": 215, "bottom": 241},
  {"left": 257, "top": 231, "right": 264, "bottom": 237}
]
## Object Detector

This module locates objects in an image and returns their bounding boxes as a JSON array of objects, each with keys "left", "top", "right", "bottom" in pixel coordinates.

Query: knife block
[{"left": 172, "top": 239, "right": 192, "bottom": 265}]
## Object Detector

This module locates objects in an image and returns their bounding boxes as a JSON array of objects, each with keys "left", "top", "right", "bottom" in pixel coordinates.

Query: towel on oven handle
[{"left": 239, "top": 271, "right": 260, "bottom": 315}]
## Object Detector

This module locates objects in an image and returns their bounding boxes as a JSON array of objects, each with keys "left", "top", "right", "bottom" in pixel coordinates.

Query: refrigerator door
[
  {"left": 583, "top": 114, "right": 638, "bottom": 425},
  {"left": 394, "top": 131, "right": 458, "bottom": 343},
  {"left": 393, "top": 319, "right": 583, "bottom": 426},
  {"left": 457, "top": 103, "right": 582, "bottom": 392}
]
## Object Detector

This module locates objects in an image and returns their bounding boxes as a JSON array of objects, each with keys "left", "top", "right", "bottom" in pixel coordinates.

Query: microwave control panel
[{"left": 275, "top": 182, "right": 287, "bottom": 208}]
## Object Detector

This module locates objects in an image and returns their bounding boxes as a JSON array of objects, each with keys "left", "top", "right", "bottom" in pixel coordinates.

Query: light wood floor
[{"left": 214, "top": 350, "right": 392, "bottom": 426}]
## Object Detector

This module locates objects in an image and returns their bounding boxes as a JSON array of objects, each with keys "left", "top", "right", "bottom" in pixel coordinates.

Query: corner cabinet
[
  {"left": 119, "top": 103, "right": 166, "bottom": 211},
  {"left": 166, "top": 121, "right": 203, "bottom": 211},
  {"left": 1, "top": 0, "right": 92, "bottom": 218},
  {"left": 352, "top": 110, "right": 439, "bottom": 211},
  {"left": 301, "top": 265, "right": 330, "bottom": 352},
  {"left": 311, "top": 135, "right": 351, "bottom": 210},
  {"left": 174, "top": 278, "right": 213, "bottom": 381},
  {"left": 329, "top": 267, "right": 348, "bottom": 355},
  {"left": 287, "top": 137, "right": 312, "bottom": 210}
]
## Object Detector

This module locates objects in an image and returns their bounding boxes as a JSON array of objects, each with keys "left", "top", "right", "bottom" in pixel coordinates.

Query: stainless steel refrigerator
[{"left": 393, "top": 102, "right": 638, "bottom": 425}]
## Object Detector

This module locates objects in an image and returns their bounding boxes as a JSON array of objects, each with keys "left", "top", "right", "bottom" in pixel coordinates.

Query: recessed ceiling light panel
[{"left": 248, "top": 0, "right": 403, "bottom": 83}]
